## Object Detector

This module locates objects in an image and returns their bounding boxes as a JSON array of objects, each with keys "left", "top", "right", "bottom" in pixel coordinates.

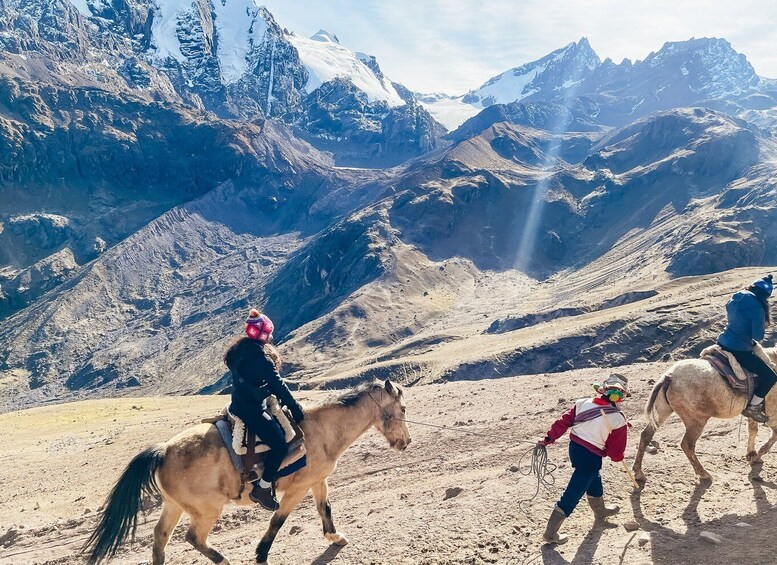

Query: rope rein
[
  {"left": 394, "top": 416, "right": 557, "bottom": 512},
  {"left": 366, "top": 391, "right": 632, "bottom": 505}
]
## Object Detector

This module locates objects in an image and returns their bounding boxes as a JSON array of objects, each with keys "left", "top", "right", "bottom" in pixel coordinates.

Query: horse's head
[{"left": 373, "top": 380, "right": 411, "bottom": 451}]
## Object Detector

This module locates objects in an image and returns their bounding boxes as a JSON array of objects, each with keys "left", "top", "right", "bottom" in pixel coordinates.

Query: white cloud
[{"left": 261, "top": 0, "right": 777, "bottom": 94}]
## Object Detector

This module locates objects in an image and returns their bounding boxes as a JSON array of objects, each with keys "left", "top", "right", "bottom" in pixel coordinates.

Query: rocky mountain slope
[
  {"left": 2, "top": 104, "right": 775, "bottom": 411},
  {"left": 1, "top": 0, "right": 444, "bottom": 163},
  {"left": 0, "top": 2, "right": 439, "bottom": 337}
]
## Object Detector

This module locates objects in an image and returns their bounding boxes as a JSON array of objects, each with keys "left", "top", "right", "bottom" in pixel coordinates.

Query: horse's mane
[{"left": 334, "top": 380, "right": 385, "bottom": 407}]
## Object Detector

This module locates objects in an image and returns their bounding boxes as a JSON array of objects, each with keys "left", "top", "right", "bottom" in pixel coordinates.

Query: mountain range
[
  {"left": 1, "top": 1, "right": 776, "bottom": 411},
  {"left": 422, "top": 37, "right": 777, "bottom": 131}
]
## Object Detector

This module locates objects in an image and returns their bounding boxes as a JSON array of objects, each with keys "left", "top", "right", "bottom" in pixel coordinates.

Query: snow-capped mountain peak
[
  {"left": 141, "top": 2, "right": 406, "bottom": 110},
  {"left": 287, "top": 30, "right": 404, "bottom": 107},
  {"left": 311, "top": 29, "right": 340, "bottom": 44},
  {"left": 463, "top": 37, "right": 601, "bottom": 107},
  {"left": 421, "top": 37, "right": 601, "bottom": 130},
  {"left": 643, "top": 37, "right": 760, "bottom": 97}
]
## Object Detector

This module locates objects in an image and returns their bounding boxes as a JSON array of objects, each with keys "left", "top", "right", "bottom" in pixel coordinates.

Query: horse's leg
[
  {"left": 633, "top": 390, "right": 674, "bottom": 482},
  {"left": 633, "top": 425, "right": 657, "bottom": 483},
  {"left": 747, "top": 418, "right": 760, "bottom": 463},
  {"left": 256, "top": 487, "right": 308, "bottom": 565},
  {"left": 755, "top": 426, "right": 777, "bottom": 463},
  {"left": 184, "top": 506, "right": 229, "bottom": 565},
  {"left": 152, "top": 500, "right": 183, "bottom": 565},
  {"left": 679, "top": 417, "right": 712, "bottom": 481},
  {"left": 311, "top": 479, "right": 349, "bottom": 546}
]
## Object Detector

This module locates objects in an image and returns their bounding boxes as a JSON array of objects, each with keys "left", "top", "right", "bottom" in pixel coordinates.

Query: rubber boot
[
  {"left": 543, "top": 505, "right": 568, "bottom": 544},
  {"left": 587, "top": 495, "right": 620, "bottom": 521}
]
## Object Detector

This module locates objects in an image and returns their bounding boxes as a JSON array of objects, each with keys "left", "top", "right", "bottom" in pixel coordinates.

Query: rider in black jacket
[{"left": 224, "top": 309, "right": 305, "bottom": 510}]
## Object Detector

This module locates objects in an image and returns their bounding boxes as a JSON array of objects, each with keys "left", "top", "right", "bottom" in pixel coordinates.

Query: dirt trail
[{"left": 3, "top": 363, "right": 777, "bottom": 564}]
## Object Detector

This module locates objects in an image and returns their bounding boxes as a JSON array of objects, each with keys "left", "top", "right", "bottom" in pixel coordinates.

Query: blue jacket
[{"left": 717, "top": 290, "right": 767, "bottom": 351}]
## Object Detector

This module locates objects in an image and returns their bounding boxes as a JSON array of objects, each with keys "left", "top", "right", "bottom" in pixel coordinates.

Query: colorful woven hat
[
  {"left": 594, "top": 373, "right": 630, "bottom": 398},
  {"left": 245, "top": 309, "right": 274, "bottom": 343}
]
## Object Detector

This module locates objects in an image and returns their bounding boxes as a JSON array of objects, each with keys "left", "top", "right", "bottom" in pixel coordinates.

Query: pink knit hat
[{"left": 245, "top": 309, "right": 274, "bottom": 343}]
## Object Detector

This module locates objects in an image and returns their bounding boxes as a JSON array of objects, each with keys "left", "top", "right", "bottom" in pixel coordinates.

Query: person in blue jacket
[{"left": 717, "top": 274, "right": 774, "bottom": 423}]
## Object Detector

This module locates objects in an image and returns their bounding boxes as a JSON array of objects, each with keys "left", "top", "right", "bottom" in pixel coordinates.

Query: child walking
[{"left": 537, "top": 374, "right": 630, "bottom": 544}]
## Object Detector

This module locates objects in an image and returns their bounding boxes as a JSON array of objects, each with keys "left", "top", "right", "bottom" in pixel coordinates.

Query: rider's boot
[
  {"left": 250, "top": 480, "right": 279, "bottom": 511},
  {"left": 743, "top": 402, "right": 768, "bottom": 423}
]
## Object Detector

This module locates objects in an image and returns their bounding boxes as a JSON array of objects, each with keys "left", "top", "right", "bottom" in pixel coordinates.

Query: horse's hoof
[
  {"left": 747, "top": 451, "right": 762, "bottom": 465},
  {"left": 326, "top": 532, "right": 349, "bottom": 546},
  {"left": 699, "top": 474, "right": 713, "bottom": 483}
]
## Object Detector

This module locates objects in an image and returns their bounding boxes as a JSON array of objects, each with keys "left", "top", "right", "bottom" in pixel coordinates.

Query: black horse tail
[{"left": 82, "top": 445, "right": 165, "bottom": 564}]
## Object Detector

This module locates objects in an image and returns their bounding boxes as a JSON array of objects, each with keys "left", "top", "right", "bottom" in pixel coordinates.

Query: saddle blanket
[
  {"left": 700, "top": 344, "right": 762, "bottom": 393},
  {"left": 205, "top": 395, "right": 307, "bottom": 478},
  {"left": 215, "top": 419, "right": 307, "bottom": 478}
]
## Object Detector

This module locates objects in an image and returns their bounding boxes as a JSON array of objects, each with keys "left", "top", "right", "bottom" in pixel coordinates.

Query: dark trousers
[
  {"left": 721, "top": 346, "right": 777, "bottom": 399},
  {"left": 230, "top": 398, "right": 289, "bottom": 482},
  {"left": 557, "top": 441, "right": 604, "bottom": 516}
]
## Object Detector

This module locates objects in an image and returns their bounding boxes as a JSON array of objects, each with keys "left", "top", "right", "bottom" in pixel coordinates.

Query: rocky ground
[{"left": 3, "top": 362, "right": 777, "bottom": 565}]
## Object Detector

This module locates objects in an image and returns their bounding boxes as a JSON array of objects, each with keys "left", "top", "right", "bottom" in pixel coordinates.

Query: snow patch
[
  {"left": 149, "top": 0, "right": 188, "bottom": 64},
  {"left": 68, "top": 0, "right": 91, "bottom": 17},
  {"left": 288, "top": 33, "right": 404, "bottom": 107},
  {"left": 149, "top": 0, "right": 271, "bottom": 84},
  {"left": 419, "top": 96, "right": 481, "bottom": 131},
  {"left": 212, "top": 0, "right": 268, "bottom": 84},
  {"left": 474, "top": 62, "right": 549, "bottom": 106}
]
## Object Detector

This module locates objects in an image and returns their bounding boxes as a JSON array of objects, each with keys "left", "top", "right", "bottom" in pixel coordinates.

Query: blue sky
[{"left": 262, "top": 0, "right": 777, "bottom": 94}]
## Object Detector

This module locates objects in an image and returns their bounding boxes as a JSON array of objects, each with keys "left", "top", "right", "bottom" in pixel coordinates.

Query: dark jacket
[
  {"left": 225, "top": 338, "right": 304, "bottom": 422},
  {"left": 717, "top": 290, "right": 768, "bottom": 352}
]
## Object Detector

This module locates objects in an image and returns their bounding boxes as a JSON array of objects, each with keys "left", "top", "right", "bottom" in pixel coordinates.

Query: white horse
[{"left": 633, "top": 347, "right": 777, "bottom": 482}]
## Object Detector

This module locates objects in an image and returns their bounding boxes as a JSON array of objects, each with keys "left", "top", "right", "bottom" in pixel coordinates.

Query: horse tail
[
  {"left": 645, "top": 373, "right": 672, "bottom": 429},
  {"left": 82, "top": 445, "right": 165, "bottom": 564}
]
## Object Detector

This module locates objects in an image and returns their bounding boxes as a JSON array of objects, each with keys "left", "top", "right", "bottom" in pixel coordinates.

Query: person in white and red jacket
[{"left": 538, "top": 374, "right": 630, "bottom": 544}]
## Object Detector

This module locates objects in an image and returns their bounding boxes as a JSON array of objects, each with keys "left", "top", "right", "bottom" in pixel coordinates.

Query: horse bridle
[{"left": 367, "top": 389, "right": 394, "bottom": 424}]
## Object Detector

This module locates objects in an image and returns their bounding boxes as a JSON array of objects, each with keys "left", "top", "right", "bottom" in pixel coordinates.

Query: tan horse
[
  {"left": 83, "top": 380, "right": 411, "bottom": 565},
  {"left": 633, "top": 347, "right": 777, "bottom": 482}
]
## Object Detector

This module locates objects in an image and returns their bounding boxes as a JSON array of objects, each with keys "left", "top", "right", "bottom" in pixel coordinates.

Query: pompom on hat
[
  {"left": 593, "top": 373, "right": 630, "bottom": 402},
  {"left": 245, "top": 308, "right": 274, "bottom": 343},
  {"left": 750, "top": 274, "right": 773, "bottom": 298}
]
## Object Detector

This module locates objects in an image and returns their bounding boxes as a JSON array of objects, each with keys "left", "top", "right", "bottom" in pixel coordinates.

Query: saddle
[
  {"left": 700, "top": 344, "right": 758, "bottom": 396},
  {"left": 203, "top": 396, "right": 306, "bottom": 493}
]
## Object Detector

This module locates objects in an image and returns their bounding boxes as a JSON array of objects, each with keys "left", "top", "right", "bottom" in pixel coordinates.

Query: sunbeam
[{"left": 513, "top": 72, "right": 585, "bottom": 273}]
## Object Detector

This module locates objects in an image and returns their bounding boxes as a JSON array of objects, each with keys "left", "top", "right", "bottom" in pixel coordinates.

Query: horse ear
[{"left": 385, "top": 379, "right": 396, "bottom": 395}]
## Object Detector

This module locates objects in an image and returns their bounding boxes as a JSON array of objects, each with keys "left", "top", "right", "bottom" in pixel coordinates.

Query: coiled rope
[{"left": 516, "top": 444, "right": 557, "bottom": 512}]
